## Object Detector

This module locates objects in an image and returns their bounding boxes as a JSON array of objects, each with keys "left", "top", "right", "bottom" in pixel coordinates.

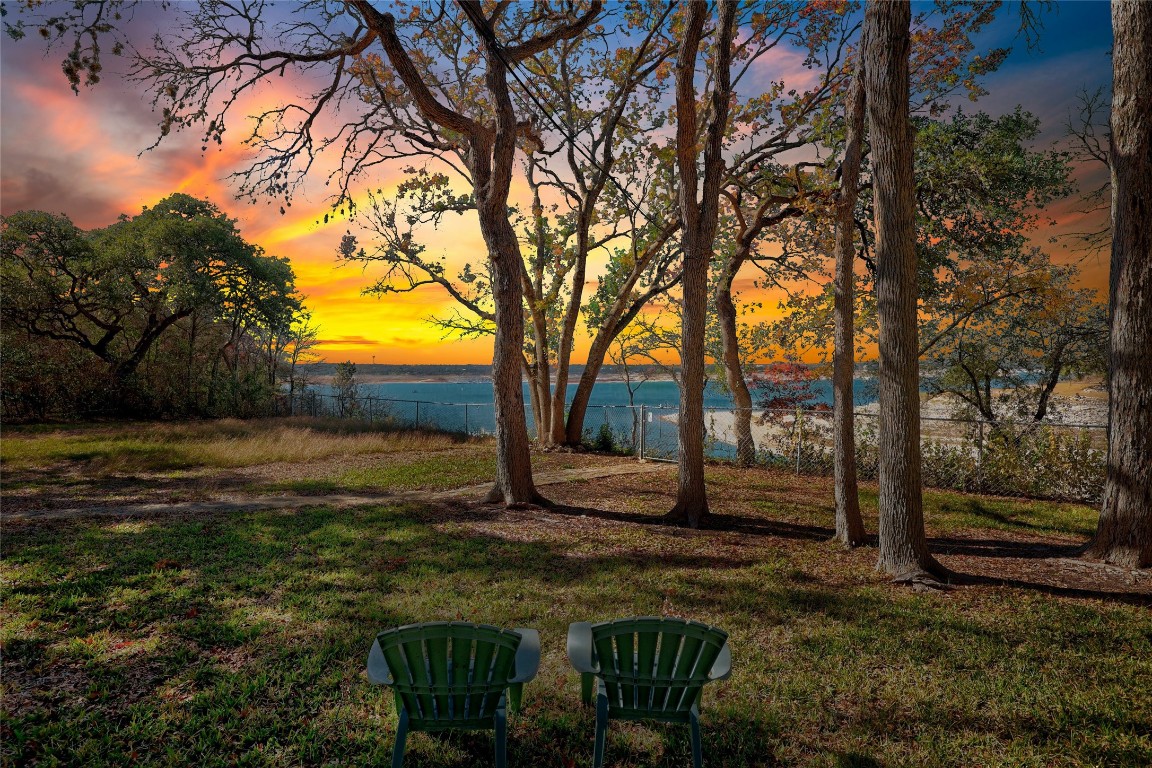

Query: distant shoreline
[{"left": 314, "top": 372, "right": 679, "bottom": 385}]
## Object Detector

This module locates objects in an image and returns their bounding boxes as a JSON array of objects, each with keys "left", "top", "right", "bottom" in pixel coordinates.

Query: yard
[{"left": 2, "top": 419, "right": 1149, "bottom": 767}]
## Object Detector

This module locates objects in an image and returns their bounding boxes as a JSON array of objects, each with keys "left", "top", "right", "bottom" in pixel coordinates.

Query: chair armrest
[
  {"left": 366, "top": 638, "right": 393, "bottom": 686},
  {"left": 566, "top": 622, "right": 598, "bottom": 674},
  {"left": 708, "top": 641, "right": 731, "bottom": 682},
  {"left": 510, "top": 628, "right": 541, "bottom": 684}
]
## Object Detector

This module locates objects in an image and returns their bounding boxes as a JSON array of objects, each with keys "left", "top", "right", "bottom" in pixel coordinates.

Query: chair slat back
[
  {"left": 591, "top": 617, "right": 727, "bottom": 719},
  {"left": 375, "top": 621, "right": 521, "bottom": 728}
]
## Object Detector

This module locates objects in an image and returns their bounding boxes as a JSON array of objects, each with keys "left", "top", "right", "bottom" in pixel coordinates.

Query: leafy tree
[
  {"left": 1, "top": 195, "right": 297, "bottom": 409},
  {"left": 16, "top": 0, "right": 602, "bottom": 505},
  {"left": 752, "top": 362, "right": 826, "bottom": 414},
  {"left": 920, "top": 264, "right": 1107, "bottom": 425},
  {"left": 333, "top": 360, "right": 360, "bottom": 417},
  {"left": 664, "top": 0, "right": 737, "bottom": 527}
]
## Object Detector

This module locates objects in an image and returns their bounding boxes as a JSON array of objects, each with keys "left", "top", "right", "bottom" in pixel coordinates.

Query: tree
[
  {"left": 752, "top": 362, "right": 826, "bottom": 414},
  {"left": 1, "top": 195, "right": 296, "bottom": 403},
  {"left": 864, "top": 0, "right": 946, "bottom": 581},
  {"left": 361, "top": 1, "right": 602, "bottom": 503},
  {"left": 333, "top": 360, "right": 360, "bottom": 417},
  {"left": 920, "top": 264, "right": 1107, "bottom": 425},
  {"left": 663, "top": 0, "right": 736, "bottom": 528},
  {"left": 1085, "top": 0, "right": 1152, "bottom": 569},
  {"left": 831, "top": 51, "right": 868, "bottom": 547},
  {"left": 705, "top": 1, "right": 1012, "bottom": 534},
  {"left": 285, "top": 312, "right": 322, "bottom": 400},
  {"left": 20, "top": 0, "right": 603, "bottom": 503}
]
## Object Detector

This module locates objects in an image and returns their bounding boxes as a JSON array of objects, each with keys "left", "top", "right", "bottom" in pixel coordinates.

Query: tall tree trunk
[
  {"left": 864, "top": 0, "right": 945, "bottom": 579},
  {"left": 715, "top": 265, "right": 757, "bottom": 466},
  {"left": 478, "top": 51, "right": 544, "bottom": 504},
  {"left": 832, "top": 56, "right": 867, "bottom": 548},
  {"left": 480, "top": 207, "right": 543, "bottom": 504},
  {"left": 1085, "top": 0, "right": 1152, "bottom": 568},
  {"left": 528, "top": 301, "right": 553, "bottom": 444},
  {"left": 666, "top": 0, "right": 736, "bottom": 526},
  {"left": 549, "top": 221, "right": 592, "bottom": 445}
]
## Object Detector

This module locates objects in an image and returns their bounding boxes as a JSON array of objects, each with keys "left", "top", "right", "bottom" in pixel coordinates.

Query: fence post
[
  {"left": 415, "top": 400, "right": 421, "bottom": 428},
  {"left": 795, "top": 408, "right": 804, "bottom": 475},
  {"left": 639, "top": 404, "right": 646, "bottom": 461},
  {"left": 464, "top": 403, "right": 470, "bottom": 435},
  {"left": 976, "top": 420, "right": 985, "bottom": 492}
]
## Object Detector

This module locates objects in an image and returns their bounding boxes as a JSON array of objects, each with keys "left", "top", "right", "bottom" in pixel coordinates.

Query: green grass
[
  {"left": 2, "top": 422, "right": 1149, "bottom": 767},
  {"left": 3, "top": 503, "right": 1149, "bottom": 767}
]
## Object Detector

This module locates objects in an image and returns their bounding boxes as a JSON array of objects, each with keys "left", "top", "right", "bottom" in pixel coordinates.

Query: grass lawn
[{"left": 2, "top": 420, "right": 1150, "bottom": 767}]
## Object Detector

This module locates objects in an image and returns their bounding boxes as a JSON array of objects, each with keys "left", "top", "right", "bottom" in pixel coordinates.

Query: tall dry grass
[{"left": 1, "top": 418, "right": 482, "bottom": 472}]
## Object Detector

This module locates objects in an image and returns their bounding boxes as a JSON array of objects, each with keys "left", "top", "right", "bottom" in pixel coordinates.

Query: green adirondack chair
[
  {"left": 567, "top": 617, "right": 731, "bottom": 768},
  {"left": 367, "top": 621, "right": 541, "bottom": 768}
]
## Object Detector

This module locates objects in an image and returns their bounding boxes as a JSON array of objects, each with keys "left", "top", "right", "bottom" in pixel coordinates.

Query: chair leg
[
  {"left": 689, "top": 706, "right": 702, "bottom": 768},
  {"left": 494, "top": 707, "right": 508, "bottom": 768},
  {"left": 581, "top": 672, "right": 595, "bottom": 705},
  {"left": 508, "top": 682, "right": 523, "bottom": 716},
  {"left": 391, "top": 708, "right": 409, "bottom": 768},
  {"left": 593, "top": 686, "right": 609, "bottom": 768}
]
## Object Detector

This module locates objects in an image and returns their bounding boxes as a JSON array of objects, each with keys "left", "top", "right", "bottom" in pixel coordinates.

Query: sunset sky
[{"left": 0, "top": 1, "right": 1114, "bottom": 365}]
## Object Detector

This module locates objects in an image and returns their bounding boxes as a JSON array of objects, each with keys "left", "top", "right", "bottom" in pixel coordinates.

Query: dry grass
[
  {"left": 181, "top": 424, "right": 472, "bottom": 467},
  {"left": 0, "top": 418, "right": 478, "bottom": 473}
]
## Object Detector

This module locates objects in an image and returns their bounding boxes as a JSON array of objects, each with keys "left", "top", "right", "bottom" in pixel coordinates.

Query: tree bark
[
  {"left": 715, "top": 270, "right": 757, "bottom": 467},
  {"left": 1085, "top": 0, "right": 1152, "bottom": 568},
  {"left": 665, "top": 0, "right": 736, "bottom": 526},
  {"left": 832, "top": 56, "right": 867, "bottom": 548},
  {"left": 548, "top": 213, "right": 592, "bottom": 446},
  {"left": 477, "top": 25, "right": 545, "bottom": 504},
  {"left": 864, "top": 0, "right": 946, "bottom": 579}
]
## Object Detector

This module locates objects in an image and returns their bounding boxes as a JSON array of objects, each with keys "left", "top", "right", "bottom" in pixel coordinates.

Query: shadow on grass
[
  {"left": 545, "top": 501, "right": 839, "bottom": 544},
  {"left": 541, "top": 500, "right": 1149, "bottom": 608},
  {"left": 3, "top": 499, "right": 1150, "bottom": 767},
  {"left": 948, "top": 571, "right": 1152, "bottom": 607}
]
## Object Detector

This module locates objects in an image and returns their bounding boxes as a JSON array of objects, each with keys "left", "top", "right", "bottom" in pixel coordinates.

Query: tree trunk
[
  {"left": 665, "top": 2, "right": 710, "bottom": 526},
  {"left": 524, "top": 358, "right": 546, "bottom": 443},
  {"left": 549, "top": 221, "right": 592, "bottom": 446},
  {"left": 480, "top": 209, "right": 543, "bottom": 504},
  {"left": 475, "top": 26, "right": 542, "bottom": 504},
  {"left": 715, "top": 266, "right": 757, "bottom": 467},
  {"left": 362, "top": 1, "right": 605, "bottom": 505},
  {"left": 1085, "top": 0, "right": 1152, "bottom": 568},
  {"left": 832, "top": 55, "right": 867, "bottom": 548},
  {"left": 864, "top": 0, "right": 946, "bottom": 579},
  {"left": 666, "top": 0, "right": 736, "bottom": 527}
]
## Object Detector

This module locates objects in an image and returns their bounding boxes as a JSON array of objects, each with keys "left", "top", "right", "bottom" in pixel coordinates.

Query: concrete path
[{"left": 3, "top": 461, "right": 669, "bottom": 523}]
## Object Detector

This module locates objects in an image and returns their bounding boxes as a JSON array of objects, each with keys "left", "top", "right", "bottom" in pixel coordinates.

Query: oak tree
[{"left": 1085, "top": 0, "right": 1152, "bottom": 568}]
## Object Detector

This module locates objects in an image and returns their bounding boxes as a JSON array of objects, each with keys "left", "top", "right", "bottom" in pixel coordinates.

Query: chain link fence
[{"left": 280, "top": 393, "right": 1107, "bottom": 504}]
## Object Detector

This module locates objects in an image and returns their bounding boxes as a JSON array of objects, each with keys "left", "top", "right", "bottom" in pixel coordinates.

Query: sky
[{"left": 0, "top": 1, "right": 1114, "bottom": 365}]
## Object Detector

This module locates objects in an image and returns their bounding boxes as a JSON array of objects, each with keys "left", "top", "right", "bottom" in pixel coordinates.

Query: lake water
[
  {"left": 353, "top": 377, "right": 877, "bottom": 409},
  {"left": 308, "top": 378, "right": 879, "bottom": 449}
]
